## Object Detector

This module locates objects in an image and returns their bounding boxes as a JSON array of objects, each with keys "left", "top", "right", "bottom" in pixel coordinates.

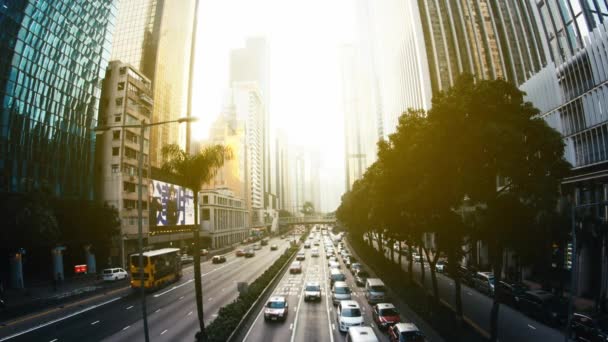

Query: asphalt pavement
[{"left": 0, "top": 236, "right": 293, "bottom": 342}]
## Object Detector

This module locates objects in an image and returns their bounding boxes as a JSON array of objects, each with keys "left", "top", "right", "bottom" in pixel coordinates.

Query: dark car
[
  {"left": 373, "top": 303, "right": 401, "bottom": 329},
  {"left": 270, "top": 244, "right": 278, "bottom": 251},
  {"left": 354, "top": 270, "right": 370, "bottom": 287},
  {"left": 570, "top": 313, "right": 608, "bottom": 341},
  {"left": 260, "top": 239, "right": 269, "bottom": 246},
  {"left": 496, "top": 281, "right": 528, "bottom": 308},
  {"left": 350, "top": 262, "right": 362, "bottom": 274},
  {"left": 244, "top": 249, "right": 255, "bottom": 258},
  {"left": 519, "top": 290, "right": 568, "bottom": 327},
  {"left": 212, "top": 255, "right": 226, "bottom": 264}
]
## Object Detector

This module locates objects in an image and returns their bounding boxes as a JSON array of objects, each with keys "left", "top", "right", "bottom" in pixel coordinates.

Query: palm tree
[{"left": 161, "top": 143, "right": 231, "bottom": 341}]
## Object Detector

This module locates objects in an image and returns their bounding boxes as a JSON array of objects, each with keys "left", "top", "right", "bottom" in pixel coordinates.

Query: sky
[{"left": 191, "top": 0, "right": 357, "bottom": 212}]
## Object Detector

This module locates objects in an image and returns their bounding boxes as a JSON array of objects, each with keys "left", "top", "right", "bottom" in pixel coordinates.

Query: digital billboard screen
[{"left": 149, "top": 179, "right": 194, "bottom": 227}]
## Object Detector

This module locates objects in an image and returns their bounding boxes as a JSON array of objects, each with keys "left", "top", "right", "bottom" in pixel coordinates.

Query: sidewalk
[{"left": 0, "top": 274, "right": 127, "bottom": 323}]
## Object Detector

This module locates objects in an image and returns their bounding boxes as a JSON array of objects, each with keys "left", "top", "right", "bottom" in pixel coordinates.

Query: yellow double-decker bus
[{"left": 130, "top": 248, "right": 182, "bottom": 290}]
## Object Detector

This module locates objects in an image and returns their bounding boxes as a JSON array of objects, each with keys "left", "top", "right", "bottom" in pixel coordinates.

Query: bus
[{"left": 130, "top": 248, "right": 182, "bottom": 291}]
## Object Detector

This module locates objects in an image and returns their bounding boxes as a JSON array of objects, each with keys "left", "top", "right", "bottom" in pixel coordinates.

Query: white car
[
  {"left": 102, "top": 268, "right": 128, "bottom": 281},
  {"left": 329, "top": 261, "right": 340, "bottom": 269},
  {"left": 336, "top": 300, "right": 364, "bottom": 332},
  {"left": 304, "top": 281, "right": 322, "bottom": 302},
  {"left": 311, "top": 248, "right": 320, "bottom": 257}
]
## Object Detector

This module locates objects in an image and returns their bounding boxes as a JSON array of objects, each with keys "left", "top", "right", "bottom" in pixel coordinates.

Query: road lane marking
[
  {"left": 91, "top": 320, "right": 100, "bottom": 325},
  {"left": 332, "top": 323, "right": 336, "bottom": 331},
  {"left": 153, "top": 279, "right": 193, "bottom": 297},
  {"left": 188, "top": 311, "right": 193, "bottom": 316},
  {"left": 179, "top": 296, "right": 184, "bottom": 300},
  {"left": 155, "top": 308, "right": 161, "bottom": 313},
  {"left": 122, "top": 326, "right": 130, "bottom": 331},
  {"left": 208, "top": 297, "right": 213, "bottom": 301},
  {"left": 126, "top": 305, "right": 134, "bottom": 310},
  {"left": 0, "top": 296, "right": 122, "bottom": 342},
  {"left": 161, "top": 329, "right": 168, "bottom": 335},
  {"left": 321, "top": 246, "right": 335, "bottom": 342},
  {"left": 528, "top": 324, "right": 536, "bottom": 330},
  {"left": 242, "top": 306, "right": 264, "bottom": 341},
  {"left": 49, "top": 339, "right": 58, "bottom": 342},
  {"left": 289, "top": 323, "right": 293, "bottom": 330}
]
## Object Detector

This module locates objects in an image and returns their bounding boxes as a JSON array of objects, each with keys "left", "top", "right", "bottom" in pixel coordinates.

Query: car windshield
[
  {"left": 103, "top": 270, "right": 113, "bottom": 274},
  {"left": 341, "top": 308, "right": 361, "bottom": 317},
  {"left": 380, "top": 308, "right": 399, "bottom": 316},
  {"left": 357, "top": 271, "right": 369, "bottom": 278},
  {"left": 334, "top": 286, "right": 350, "bottom": 294},
  {"left": 267, "top": 301, "right": 285, "bottom": 309},
  {"left": 371, "top": 285, "right": 386, "bottom": 292},
  {"left": 333, "top": 274, "right": 345, "bottom": 281},
  {"left": 400, "top": 331, "right": 425, "bottom": 341}
]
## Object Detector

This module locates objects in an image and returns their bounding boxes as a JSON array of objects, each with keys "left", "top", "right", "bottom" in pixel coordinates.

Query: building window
[
  {"left": 117, "top": 82, "right": 125, "bottom": 91},
  {"left": 115, "top": 97, "right": 123, "bottom": 106},
  {"left": 203, "top": 195, "right": 208, "bottom": 204},
  {"left": 112, "top": 147, "right": 119, "bottom": 156},
  {"left": 112, "top": 130, "right": 120, "bottom": 140},
  {"left": 124, "top": 182, "right": 136, "bottom": 193},
  {"left": 111, "top": 164, "right": 119, "bottom": 173},
  {"left": 114, "top": 114, "right": 121, "bottom": 122},
  {"left": 202, "top": 209, "right": 210, "bottom": 221},
  {"left": 119, "top": 67, "right": 126, "bottom": 75}
]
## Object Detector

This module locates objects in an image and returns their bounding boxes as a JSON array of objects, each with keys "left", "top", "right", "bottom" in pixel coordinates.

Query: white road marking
[
  {"left": 187, "top": 311, "right": 193, "bottom": 316},
  {"left": 161, "top": 329, "right": 168, "bottom": 335},
  {"left": 91, "top": 320, "right": 100, "bottom": 325},
  {"left": 155, "top": 308, "right": 161, "bottom": 313},
  {"left": 49, "top": 339, "right": 58, "bottom": 342},
  {"left": 528, "top": 324, "right": 536, "bottom": 330},
  {"left": 153, "top": 279, "right": 194, "bottom": 297},
  {"left": 289, "top": 323, "right": 294, "bottom": 330},
  {"left": 179, "top": 296, "right": 184, "bottom": 300},
  {"left": 122, "top": 326, "right": 130, "bottom": 331},
  {"left": 332, "top": 323, "right": 336, "bottom": 331},
  {"left": 467, "top": 291, "right": 473, "bottom": 296},
  {"left": 126, "top": 305, "right": 134, "bottom": 310},
  {"left": 208, "top": 297, "right": 213, "bottom": 301},
  {"left": 242, "top": 304, "right": 265, "bottom": 341},
  {"left": 0, "top": 297, "right": 122, "bottom": 342},
  {"left": 321, "top": 246, "right": 335, "bottom": 342}
]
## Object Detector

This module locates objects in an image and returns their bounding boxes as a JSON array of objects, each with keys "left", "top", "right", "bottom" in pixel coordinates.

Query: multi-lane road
[{"left": 0, "top": 236, "right": 295, "bottom": 342}]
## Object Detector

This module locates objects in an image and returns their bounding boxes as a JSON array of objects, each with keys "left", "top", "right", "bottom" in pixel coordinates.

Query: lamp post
[{"left": 95, "top": 116, "right": 197, "bottom": 342}]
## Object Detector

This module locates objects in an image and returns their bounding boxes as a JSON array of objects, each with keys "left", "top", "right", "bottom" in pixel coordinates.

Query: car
[
  {"left": 329, "top": 261, "right": 340, "bottom": 269},
  {"left": 244, "top": 249, "right": 255, "bottom": 258},
  {"left": 304, "top": 282, "right": 322, "bottom": 302},
  {"left": 365, "top": 278, "right": 387, "bottom": 304},
  {"left": 253, "top": 244, "right": 261, "bottom": 250},
  {"left": 330, "top": 269, "right": 346, "bottom": 286},
  {"left": 314, "top": 241, "right": 320, "bottom": 246},
  {"left": 388, "top": 322, "right": 425, "bottom": 342},
  {"left": 296, "top": 251, "right": 306, "bottom": 261},
  {"left": 518, "top": 289, "right": 568, "bottom": 327},
  {"left": 304, "top": 241, "right": 311, "bottom": 248},
  {"left": 435, "top": 260, "right": 446, "bottom": 273},
  {"left": 496, "top": 281, "right": 529, "bottom": 308},
  {"left": 336, "top": 300, "right": 364, "bottom": 332},
  {"left": 372, "top": 303, "right": 401, "bottom": 329},
  {"left": 235, "top": 249, "right": 245, "bottom": 257},
  {"left": 290, "top": 261, "right": 303, "bottom": 274},
  {"left": 328, "top": 256, "right": 338, "bottom": 265},
  {"left": 332, "top": 281, "right": 352, "bottom": 305},
  {"left": 412, "top": 253, "right": 421, "bottom": 262},
  {"left": 351, "top": 263, "right": 363, "bottom": 274},
  {"left": 200, "top": 249, "right": 209, "bottom": 256},
  {"left": 472, "top": 271, "right": 495, "bottom": 296},
  {"left": 570, "top": 313, "right": 608, "bottom": 341},
  {"left": 260, "top": 239, "right": 269, "bottom": 246},
  {"left": 355, "top": 270, "right": 370, "bottom": 287},
  {"left": 180, "top": 254, "right": 194, "bottom": 264},
  {"left": 211, "top": 255, "right": 226, "bottom": 264},
  {"left": 264, "top": 296, "right": 289, "bottom": 322},
  {"left": 345, "top": 257, "right": 354, "bottom": 268},
  {"left": 270, "top": 244, "right": 278, "bottom": 251},
  {"left": 311, "top": 248, "right": 320, "bottom": 257},
  {"left": 102, "top": 268, "right": 128, "bottom": 281}
]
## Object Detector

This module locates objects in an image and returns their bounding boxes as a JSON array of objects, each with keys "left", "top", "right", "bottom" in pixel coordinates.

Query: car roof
[
  {"left": 376, "top": 303, "right": 396, "bottom": 310},
  {"left": 394, "top": 322, "right": 420, "bottom": 332},
  {"left": 292, "top": 261, "right": 301, "bottom": 265},
  {"left": 340, "top": 300, "right": 359, "bottom": 307},
  {"left": 330, "top": 268, "right": 343, "bottom": 274},
  {"left": 334, "top": 281, "right": 348, "bottom": 287},
  {"left": 306, "top": 281, "right": 321, "bottom": 287},
  {"left": 269, "top": 296, "right": 286, "bottom": 302},
  {"left": 366, "top": 278, "right": 384, "bottom": 285},
  {"left": 347, "top": 327, "right": 378, "bottom": 341}
]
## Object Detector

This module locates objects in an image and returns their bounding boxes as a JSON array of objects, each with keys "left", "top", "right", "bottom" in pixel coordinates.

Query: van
[
  {"left": 332, "top": 281, "right": 352, "bottom": 305},
  {"left": 346, "top": 326, "right": 379, "bottom": 342},
  {"left": 329, "top": 269, "right": 346, "bottom": 286},
  {"left": 472, "top": 272, "right": 495, "bottom": 296},
  {"left": 365, "top": 278, "right": 387, "bottom": 304}
]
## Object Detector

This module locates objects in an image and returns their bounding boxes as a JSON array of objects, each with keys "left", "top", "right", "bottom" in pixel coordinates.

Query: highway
[{"left": 0, "top": 236, "right": 294, "bottom": 342}]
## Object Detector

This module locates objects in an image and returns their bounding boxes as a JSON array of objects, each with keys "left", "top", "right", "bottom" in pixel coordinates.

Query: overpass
[{"left": 278, "top": 214, "right": 336, "bottom": 226}]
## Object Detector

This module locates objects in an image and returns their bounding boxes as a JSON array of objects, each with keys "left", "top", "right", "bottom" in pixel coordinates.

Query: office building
[
  {"left": 200, "top": 189, "right": 249, "bottom": 249},
  {"left": 111, "top": 0, "right": 195, "bottom": 167},
  {"left": 0, "top": 0, "right": 117, "bottom": 198},
  {"left": 94, "top": 61, "right": 153, "bottom": 266}
]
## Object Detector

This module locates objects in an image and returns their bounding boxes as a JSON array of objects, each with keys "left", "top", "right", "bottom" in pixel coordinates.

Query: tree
[
  {"left": 301, "top": 201, "right": 315, "bottom": 216},
  {"left": 161, "top": 143, "right": 231, "bottom": 341},
  {"left": 427, "top": 75, "right": 570, "bottom": 341}
]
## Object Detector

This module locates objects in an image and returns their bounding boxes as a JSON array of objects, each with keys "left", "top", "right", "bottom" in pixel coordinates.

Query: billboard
[{"left": 149, "top": 179, "right": 194, "bottom": 227}]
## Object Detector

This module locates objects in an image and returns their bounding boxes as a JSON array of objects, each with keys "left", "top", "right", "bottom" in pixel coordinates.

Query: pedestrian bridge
[{"left": 278, "top": 215, "right": 336, "bottom": 226}]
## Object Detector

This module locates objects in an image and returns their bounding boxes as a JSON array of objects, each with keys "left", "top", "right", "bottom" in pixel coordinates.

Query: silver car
[{"left": 332, "top": 281, "right": 352, "bottom": 305}]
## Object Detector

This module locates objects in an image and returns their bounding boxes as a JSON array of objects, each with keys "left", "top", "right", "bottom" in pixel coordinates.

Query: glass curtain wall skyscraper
[
  {"left": 0, "top": 0, "right": 117, "bottom": 198},
  {"left": 110, "top": 0, "right": 195, "bottom": 168}
]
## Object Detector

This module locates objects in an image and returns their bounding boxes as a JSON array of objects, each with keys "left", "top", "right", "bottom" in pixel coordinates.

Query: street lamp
[{"left": 94, "top": 116, "right": 197, "bottom": 342}]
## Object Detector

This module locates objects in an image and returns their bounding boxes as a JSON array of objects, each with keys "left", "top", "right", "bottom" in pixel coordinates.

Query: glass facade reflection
[{"left": 0, "top": 0, "right": 117, "bottom": 198}]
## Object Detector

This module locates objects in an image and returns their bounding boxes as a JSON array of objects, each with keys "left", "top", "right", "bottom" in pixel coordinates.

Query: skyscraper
[
  {"left": 111, "top": 0, "right": 195, "bottom": 167},
  {"left": 0, "top": 0, "right": 117, "bottom": 198}
]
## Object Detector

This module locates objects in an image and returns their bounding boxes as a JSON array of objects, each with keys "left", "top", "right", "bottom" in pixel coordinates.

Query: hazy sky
[{"left": 192, "top": 0, "right": 356, "bottom": 211}]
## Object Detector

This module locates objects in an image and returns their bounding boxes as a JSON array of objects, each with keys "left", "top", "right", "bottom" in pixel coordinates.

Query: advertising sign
[{"left": 149, "top": 180, "right": 194, "bottom": 227}]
